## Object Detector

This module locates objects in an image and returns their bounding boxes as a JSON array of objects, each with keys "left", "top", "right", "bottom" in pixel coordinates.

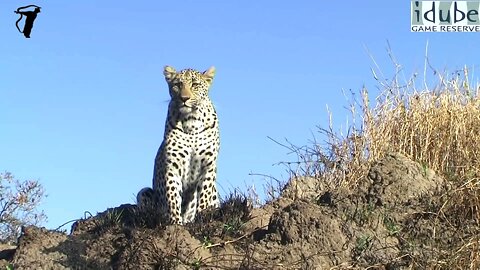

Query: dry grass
[
  {"left": 365, "top": 70, "right": 479, "bottom": 182},
  {"left": 285, "top": 66, "right": 479, "bottom": 188}
]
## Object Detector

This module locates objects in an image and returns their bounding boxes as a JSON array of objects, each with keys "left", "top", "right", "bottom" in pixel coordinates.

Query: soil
[{"left": 1, "top": 153, "right": 474, "bottom": 269}]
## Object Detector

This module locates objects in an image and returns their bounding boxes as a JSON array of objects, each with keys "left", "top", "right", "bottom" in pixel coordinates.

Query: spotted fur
[{"left": 137, "top": 66, "right": 220, "bottom": 225}]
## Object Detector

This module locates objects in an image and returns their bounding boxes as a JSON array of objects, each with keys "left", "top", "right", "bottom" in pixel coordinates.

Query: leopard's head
[{"left": 163, "top": 66, "right": 215, "bottom": 113}]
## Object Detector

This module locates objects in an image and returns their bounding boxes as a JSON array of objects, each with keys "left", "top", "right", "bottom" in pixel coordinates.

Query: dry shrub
[{"left": 0, "top": 171, "right": 47, "bottom": 242}]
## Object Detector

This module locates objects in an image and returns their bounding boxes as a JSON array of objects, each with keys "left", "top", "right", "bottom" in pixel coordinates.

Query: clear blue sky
[{"left": 1, "top": 1, "right": 478, "bottom": 230}]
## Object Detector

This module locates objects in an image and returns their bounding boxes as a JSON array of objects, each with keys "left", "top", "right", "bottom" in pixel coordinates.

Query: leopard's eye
[
  {"left": 174, "top": 81, "right": 183, "bottom": 88},
  {"left": 191, "top": 82, "right": 200, "bottom": 87}
]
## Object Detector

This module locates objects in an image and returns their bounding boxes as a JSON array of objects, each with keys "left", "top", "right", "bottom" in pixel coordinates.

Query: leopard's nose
[{"left": 180, "top": 96, "right": 190, "bottom": 102}]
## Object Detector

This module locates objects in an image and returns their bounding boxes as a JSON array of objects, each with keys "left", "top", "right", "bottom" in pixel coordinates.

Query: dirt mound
[
  {"left": 364, "top": 153, "right": 448, "bottom": 206},
  {"left": 3, "top": 153, "right": 473, "bottom": 269}
]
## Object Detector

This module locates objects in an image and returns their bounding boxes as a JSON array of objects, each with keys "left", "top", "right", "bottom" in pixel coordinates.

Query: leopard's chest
[{"left": 165, "top": 128, "right": 219, "bottom": 187}]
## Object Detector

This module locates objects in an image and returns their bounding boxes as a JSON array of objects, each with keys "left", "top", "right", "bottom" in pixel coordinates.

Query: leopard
[{"left": 137, "top": 65, "right": 221, "bottom": 225}]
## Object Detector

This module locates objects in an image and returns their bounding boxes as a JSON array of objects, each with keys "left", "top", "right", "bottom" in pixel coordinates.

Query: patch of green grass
[
  {"left": 105, "top": 209, "right": 123, "bottom": 225},
  {"left": 355, "top": 235, "right": 373, "bottom": 254},
  {"left": 383, "top": 215, "right": 400, "bottom": 236},
  {"left": 348, "top": 202, "right": 376, "bottom": 226},
  {"left": 421, "top": 162, "right": 429, "bottom": 177},
  {"left": 202, "top": 236, "right": 213, "bottom": 247},
  {"left": 190, "top": 258, "right": 204, "bottom": 270},
  {"left": 223, "top": 217, "right": 244, "bottom": 236}
]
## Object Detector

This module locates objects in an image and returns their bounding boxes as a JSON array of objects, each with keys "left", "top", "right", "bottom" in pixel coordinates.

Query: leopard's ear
[
  {"left": 163, "top": 66, "right": 176, "bottom": 82},
  {"left": 203, "top": 66, "right": 215, "bottom": 83}
]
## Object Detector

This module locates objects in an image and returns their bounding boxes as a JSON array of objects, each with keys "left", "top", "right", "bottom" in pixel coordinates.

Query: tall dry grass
[
  {"left": 284, "top": 63, "right": 479, "bottom": 188},
  {"left": 365, "top": 68, "right": 480, "bottom": 182}
]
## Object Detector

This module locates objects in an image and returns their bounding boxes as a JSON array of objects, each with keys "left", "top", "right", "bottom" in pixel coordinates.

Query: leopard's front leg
[{"left": 164, "top": 160, "right": 186, "bottom": 224}]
